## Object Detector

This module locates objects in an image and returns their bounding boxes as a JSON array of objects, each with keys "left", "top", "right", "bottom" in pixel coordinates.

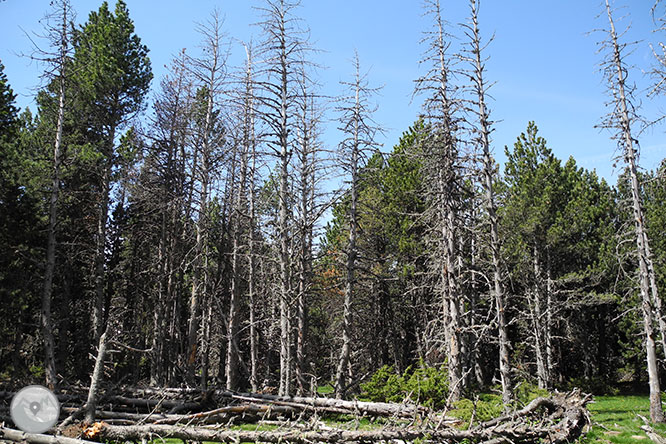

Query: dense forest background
[{"left": 2, "top": 0, "right": 666, "bottom": 418}]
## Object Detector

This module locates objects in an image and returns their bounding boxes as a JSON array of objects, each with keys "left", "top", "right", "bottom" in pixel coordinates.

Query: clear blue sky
[{"left": 1, "top": 0, "right": 664, "bottom": 183}]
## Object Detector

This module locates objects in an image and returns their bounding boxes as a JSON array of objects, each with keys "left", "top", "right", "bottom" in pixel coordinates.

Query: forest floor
[
  {"left": 146, "top": 395, "right": 666, "bottom": 444},
  {"left": 579, "top": 395, "right": 666, "bottom": 443}
]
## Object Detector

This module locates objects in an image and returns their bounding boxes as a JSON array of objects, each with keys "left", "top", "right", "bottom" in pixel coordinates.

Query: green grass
[
  {"left": 579, "top": 395, "right": 666, "bottom": 443},
  {"left": 317, "top": 383, "right": 334, "bottom": 395}
]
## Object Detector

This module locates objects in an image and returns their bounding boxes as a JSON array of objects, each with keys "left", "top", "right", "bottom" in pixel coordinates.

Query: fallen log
[
  {"left": 84, "top": 422, "right": 546, "bottom": 443},
  {"left": 638, "top": 414, "right": 666, "bottom": 444},
  {"left": 103, "top": 395, "right": 201, "bottom": 413},
  {"left": 84, "top": 391, "right": 590, "bottom": 444},
  {"left": 128, "top": 387, "right": 425, "bottom": 418},
  {"left": 152, "top": 403, "right": 298, "bottom": 425},
  {"left": 0, "top": 427, "right": 98, "bottom": 444},
  {"left": 61, "top": 406, "right": 169, "bottom": 422}
]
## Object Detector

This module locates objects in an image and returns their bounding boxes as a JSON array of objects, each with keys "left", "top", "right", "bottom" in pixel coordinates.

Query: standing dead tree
[
  {"left": 224, "top": 41, "right": 260, "bottom": 392},
  {"left": 146, "top": 48, "right": 196, "bottom": 387},
  {"left": 255, "top": 0, "right": 313, "bottom": 396},
  {"left": 184, "top": 11, "right": 229, "bottom": 388},
  {"left": 415, "top": 0, "right": 466, "bottom": 402},
  {"left": 598, "top": 0, "right": 664, "bottom": 423},
  {"left": 334, "top": 52, "right": 382, "bottom": 398},
  {"left": 25, "top": 0, "right": 75, "bottom": 392},
  {"left": 293, "top": 74, "right": 326, "bottom": 395},
  {"left": 460, "top": 0, "right": 512, "bottom": 406}
]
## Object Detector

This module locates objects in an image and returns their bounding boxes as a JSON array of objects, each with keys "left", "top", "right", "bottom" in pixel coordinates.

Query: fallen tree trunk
[
  {"left": 126, "top": 387, "right": 425, "bottom": 418},
  {"left": 84, "top": 422, "right": 545, "bottom": 443},
  {"left": 0, "top": 427, "right": 98, "bottom": 444},
  {"left": 103, "top": 395, "right": 201, "bottom": 412},
  {"left": 83, "top": 391, "right": 590, "bottom": 444},
  {"left": 152, "top": 403, "right": 300, "bottom": 424}
]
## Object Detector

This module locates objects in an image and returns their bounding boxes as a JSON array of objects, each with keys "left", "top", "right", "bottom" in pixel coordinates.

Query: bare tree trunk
[
  {"left": 246, "top": 55, "right": 259, "bottom": 391},
  {"left": 334, "top": 128, "right": 356, "bottom": 398},
  {"left": 255, "top": 0, "right": 315, "bottom": 395},
  {"left": 334, "top": 53, "right": 380, "bottom": 398},
  {"left": 603, "top": 0, "right": 664, "bottom": 423},
  {"left": 416, "top": 0, "right": 464, "bottom": 401},
  {"left": 226, "top": 99, "right": 250, "bottom": 391},
  {"left": 186, "top": 13, "right": 224, "bottom": 385},
  {"left": 248, "top": 162, "right": 259, "bottom": 392},
  {"left": 85, "top": 331, "right": 107, "bottom": 423},
  {"left": 545, "top": 258, "right": 555, "bottom": 384},
  {"left": 41, "top": 4, "right": 70, "bottom": 391},
  {"left": 532, "top": 247, "right": 549, "bottom": 390},
  {"left": 464, "top": 0, "right": 512, "bottom": 406},
  {"left": 295, "top": 90, "right": 314, "bottom": 395}
]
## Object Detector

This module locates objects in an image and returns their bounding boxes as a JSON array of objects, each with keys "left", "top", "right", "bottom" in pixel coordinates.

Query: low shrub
[{"left": 360, "top": 361, "right": 449, "bottom": 409}]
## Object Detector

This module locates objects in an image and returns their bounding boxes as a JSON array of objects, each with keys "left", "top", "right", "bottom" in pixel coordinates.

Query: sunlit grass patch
[{"left": 580, "top": 395, "right": 666, "bottom": 443}]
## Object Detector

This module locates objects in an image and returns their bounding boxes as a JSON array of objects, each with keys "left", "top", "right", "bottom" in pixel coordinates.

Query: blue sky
[{"left": 1, "top": 0, "right": 664, "bottom": 183}]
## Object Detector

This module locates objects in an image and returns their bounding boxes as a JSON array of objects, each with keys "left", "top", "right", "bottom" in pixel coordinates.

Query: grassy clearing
[{"left": 580, "top": 395, "right": 666, "bottom": 443}]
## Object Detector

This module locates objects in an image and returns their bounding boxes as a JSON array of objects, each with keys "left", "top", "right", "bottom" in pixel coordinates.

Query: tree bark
[
  {"left": 84, "top": 331, "right": 107, "bottom": 423},
  {"left": 0, "top": 428, "right": 98, "bottom": 444},
  {"left": 41, "top": 4, "right": 69, "bottom": 390},
  {"left": 605, "top": 0, "right": 664, "bottom": 423},
  {"left": 465, "top": 0, "right": 512, "bottom": 406}
]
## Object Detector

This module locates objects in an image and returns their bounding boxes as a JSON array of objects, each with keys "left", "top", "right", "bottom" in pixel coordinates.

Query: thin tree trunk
[
  {"left": 278, "top": 25, "right": 292, "bottom": 396},
  {"left": 467, "top": 0, "right": 512, "bottom": 406},
  {"left": 226, "top": 118, "right": 249, "bottom": 391},
  {"left": 532, "top": 247, "right": 549, "bottom": 390},
  {"left": 42, "top": 42, "right": 67, "bottom": 392},
  {"left": 335, "top": 64, "right": 362, "bottom": 398},
  {"left": 187, "top": 22, "right": 219, "bottom": 383},
  {"left": 246, "top": 62, "right": 259, "bottom": 392},
  {"left": 605, "top": 0, "right": 664, "bottom": 423},
  {"left": 92, "top": 136, "right": 114, "bottom": 345},
  {"left": 85, "top": 331, "right": 107, "bottom": 423}
]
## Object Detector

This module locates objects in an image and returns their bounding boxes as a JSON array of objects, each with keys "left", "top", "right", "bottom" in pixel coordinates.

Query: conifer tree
[{"left": 72, "top": 0, "right": 152, "bottom": 344}]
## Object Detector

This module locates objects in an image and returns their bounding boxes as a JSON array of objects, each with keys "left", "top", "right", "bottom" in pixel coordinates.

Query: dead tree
[
  {"left": 415, "top": 0, "right": 465, "bottom": 401},
  {"left": 224, "top": 41, "right": 261, "bottom": 391},
  {"left": 244, "top": 44, "right": 261, "bottom": 392},
  {"left": 185, "top": 11, "right": 228, "bottom": 387},
  {"left": 650, "top": 1, "right": 666, "bottom": 99},
  {"left": 334, "top": 52, "right": 382, "bottom": 398},
  {"left": 26, "top": 0, "right": 75, "bottom": 392},
  {"left": 147, "top": 49, "right": 196, "bottom": 386},
  {"left": 460, "top": 0, "right": 512, "bottom": 406},
  {"left": 598, "top": 0, "right": 664, "bottom": 422},
  {"left": 255, "top": 0, "right": 313, "bottom": 396},
  {"left": 293, "top": 77, "right": 324, "bottom": 395}
]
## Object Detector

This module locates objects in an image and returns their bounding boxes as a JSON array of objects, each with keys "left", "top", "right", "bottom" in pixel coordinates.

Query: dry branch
[{"left": 80, "top": 391, "right": 590, "bottom": 444}]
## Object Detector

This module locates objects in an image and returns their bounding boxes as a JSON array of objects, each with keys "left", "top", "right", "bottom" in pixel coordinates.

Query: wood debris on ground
[{"left": 0, "top": 386, "right": 591, "bottom": 444}]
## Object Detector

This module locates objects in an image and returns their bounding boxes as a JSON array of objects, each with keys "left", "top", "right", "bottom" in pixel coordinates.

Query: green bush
[
  {"left": 452, "top": 393, "right": 504, "bottom": 425},
  {"left": 513, "top": 381, "right": 549, "bottom": 405},
  {"left": 360, "top": 361, "right": 449, "bottom": 409}
]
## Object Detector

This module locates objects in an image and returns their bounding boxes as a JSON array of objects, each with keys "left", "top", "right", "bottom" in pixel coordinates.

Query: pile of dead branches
[{"left": 0, "top": 387, "right": 591, "bottom": 444}]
